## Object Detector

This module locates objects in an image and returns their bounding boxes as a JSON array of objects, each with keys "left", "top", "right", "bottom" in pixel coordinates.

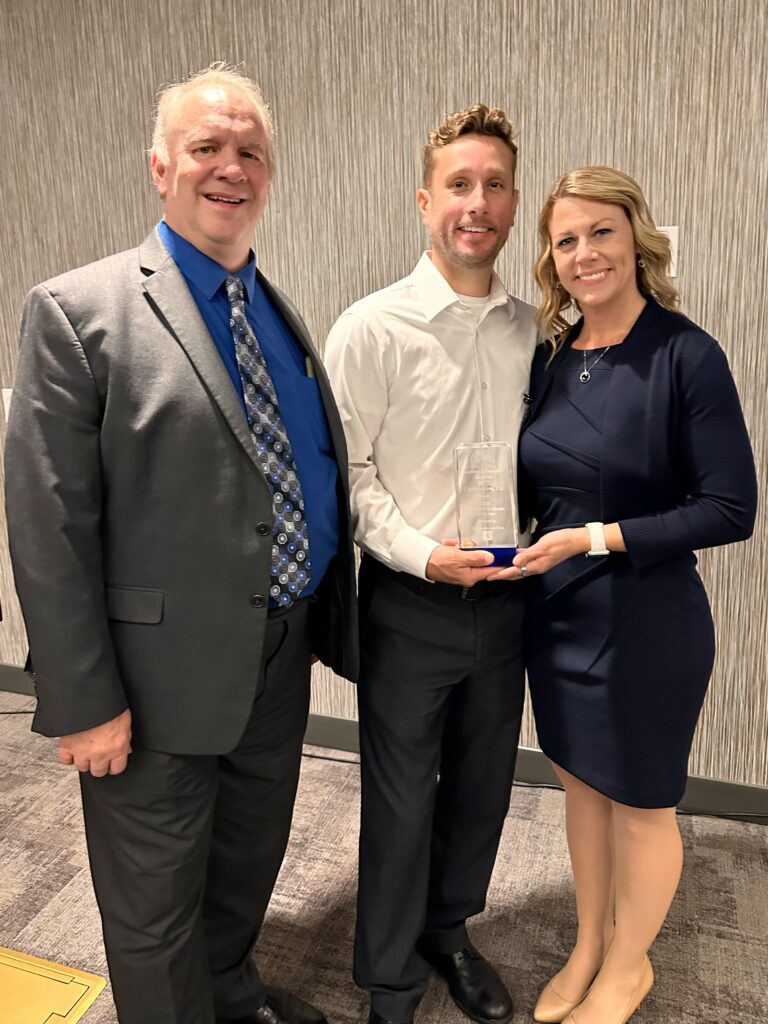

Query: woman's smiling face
[{"left": 549, "top": 196, "right": 641, "bottom": 315}]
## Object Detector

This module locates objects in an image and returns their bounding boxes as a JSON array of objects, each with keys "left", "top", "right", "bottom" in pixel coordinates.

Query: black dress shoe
[
  {"left": 368, "top": 1010, "right": 413, "bottom": 1024},
  {"left": 420, "top": 943, "right": 513, "bottom": 1024},
  {"left": 219, "top": 985, "right": 327, "bottom": 1024}
]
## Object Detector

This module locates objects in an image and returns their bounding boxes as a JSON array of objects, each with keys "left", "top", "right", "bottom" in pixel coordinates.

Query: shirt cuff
[{"left": 388, "top": 529, "right": 442, "bottom": 580}]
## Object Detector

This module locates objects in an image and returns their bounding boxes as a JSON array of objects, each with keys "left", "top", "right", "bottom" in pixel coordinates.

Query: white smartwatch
[{"left": 585, "top": 521, "right": 609, "bottom": 557}]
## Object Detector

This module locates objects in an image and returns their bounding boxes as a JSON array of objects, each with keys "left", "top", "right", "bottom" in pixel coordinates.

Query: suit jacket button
[
  {"left": 256, "top": 522, "right": 271, "bottom": 536},
  {"left": 250, "top": 594, "right": 266, "bottom": 608}
]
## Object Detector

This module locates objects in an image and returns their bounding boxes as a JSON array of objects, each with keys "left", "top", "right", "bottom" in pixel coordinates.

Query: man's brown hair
[{"left": 422, "top": 104, "right": 518, "bottom": 187}]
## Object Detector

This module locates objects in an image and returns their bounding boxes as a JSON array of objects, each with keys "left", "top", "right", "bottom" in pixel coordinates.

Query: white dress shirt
[{"left": 324, "top": 252, "right": 537, "bottom": 579}]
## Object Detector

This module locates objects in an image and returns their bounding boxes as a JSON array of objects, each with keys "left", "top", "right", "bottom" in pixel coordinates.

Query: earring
[{"left": 637, "top": 255, "right": 646, "bottom": 268}]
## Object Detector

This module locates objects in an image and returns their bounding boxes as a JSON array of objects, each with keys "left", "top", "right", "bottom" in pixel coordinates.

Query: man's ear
[
  {"left": 150, "top": 151, "right": 169, "bottom": 198},
  {"left": 416, "top": 187, "right": 431, "bottom": 225}
]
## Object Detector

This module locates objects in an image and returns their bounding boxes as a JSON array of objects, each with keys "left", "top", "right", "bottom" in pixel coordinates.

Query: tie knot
[{"left": 225, "top": 276, "right": 245, "bottom": 305}]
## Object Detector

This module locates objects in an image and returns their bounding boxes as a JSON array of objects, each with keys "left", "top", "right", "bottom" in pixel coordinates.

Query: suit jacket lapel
[{"left": 138, "top": 231, "right": 264, "bottom": 474}]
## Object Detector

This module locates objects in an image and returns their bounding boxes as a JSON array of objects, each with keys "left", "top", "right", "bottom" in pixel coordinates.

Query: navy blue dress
[{"left": 519, "top": 344, "right": 716, "bottom": 808}]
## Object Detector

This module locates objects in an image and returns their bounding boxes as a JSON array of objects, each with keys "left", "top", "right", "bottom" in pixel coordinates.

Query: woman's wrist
[
  {"left": 573, "top": 522, "right": 627, "bottom": 554},
  {"left": 574, "top": 526, "right": 592, "bottom": 554}
]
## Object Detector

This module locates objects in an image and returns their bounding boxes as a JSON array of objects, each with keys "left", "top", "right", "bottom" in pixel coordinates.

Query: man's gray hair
[{"left": 151, "top": 62, "right": 275, "bottom": 170}]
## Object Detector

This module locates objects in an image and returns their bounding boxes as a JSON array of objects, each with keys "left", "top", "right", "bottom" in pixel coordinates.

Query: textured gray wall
[{"left": 0, "top": 0, "right": 765, "bottom": 786}]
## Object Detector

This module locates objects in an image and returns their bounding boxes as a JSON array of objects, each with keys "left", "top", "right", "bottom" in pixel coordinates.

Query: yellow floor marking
[{"left": 0, "top": 946, "right": 105, "bottom": 1024}]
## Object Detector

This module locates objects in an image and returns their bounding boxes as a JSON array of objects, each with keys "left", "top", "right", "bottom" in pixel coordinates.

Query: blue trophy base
[{"left": 461, "top": 545, "right": 518, "bottom": 567}]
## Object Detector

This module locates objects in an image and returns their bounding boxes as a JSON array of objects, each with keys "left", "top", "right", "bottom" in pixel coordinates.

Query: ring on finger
[{"left": 519, "top": 564, "right": 529, "bottom": 576}]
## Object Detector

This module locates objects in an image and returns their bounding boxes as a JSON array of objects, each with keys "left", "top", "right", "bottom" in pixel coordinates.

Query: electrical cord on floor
[
  {"left": 299, "top": 754, "right": 768, "bottom": 822},
  {"left": 1, "top": 706, "right": 763, "bottom": 819},
  {"left": 302, "top": 749, "right": 360, "bottom": 765},
  {"left": 676, "top": 809, "right": 768, "bottom": 820},
  {"left": 4, "top": 717, "right": 761, "bottom": 819},
  {"left": 512, "top": 780, "right": 767, "bottom": 820}
]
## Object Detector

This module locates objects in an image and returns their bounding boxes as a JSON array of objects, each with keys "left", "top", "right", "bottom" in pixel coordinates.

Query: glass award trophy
[{"left": 454, "top": 441, "right": 518, "bottom": 566}]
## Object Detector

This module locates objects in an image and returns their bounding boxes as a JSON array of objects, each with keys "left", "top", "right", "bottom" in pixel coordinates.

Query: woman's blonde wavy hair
[{"left": 534, "top": 166, "right": 678, "bottom": 351}]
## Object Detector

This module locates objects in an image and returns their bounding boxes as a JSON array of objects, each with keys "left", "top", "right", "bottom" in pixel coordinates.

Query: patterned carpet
[{"left": 1, "top": 690, "right": 766, "bottom": 1024}]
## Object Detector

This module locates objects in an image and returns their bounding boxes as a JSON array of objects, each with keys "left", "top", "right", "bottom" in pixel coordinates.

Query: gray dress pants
[{"left": 80, "top": 600, "right": 312, "bottom": 1024}]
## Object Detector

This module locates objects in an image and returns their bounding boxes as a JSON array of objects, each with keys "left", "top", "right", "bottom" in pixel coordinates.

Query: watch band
[{"left": 585, "top": 521, "right": 609, "bottom": 557}]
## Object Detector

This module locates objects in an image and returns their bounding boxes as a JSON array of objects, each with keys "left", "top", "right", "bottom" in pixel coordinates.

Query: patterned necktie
[{"left": 225, "top": 276, "right": 312, "bottom": 608}]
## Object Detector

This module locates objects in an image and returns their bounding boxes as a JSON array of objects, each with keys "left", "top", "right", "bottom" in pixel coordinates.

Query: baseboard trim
[
  {"left": 305, "top": 710, "right": 360, "bottom": 753},
  {"left": 0, "top": 664, "right": 34, "bottom": 696},
  {"left": 2, "top": 666, "right": 764, "bottom": 824},
  {"left": 305, "top": 712, "right": 768, "bottom": 825}
]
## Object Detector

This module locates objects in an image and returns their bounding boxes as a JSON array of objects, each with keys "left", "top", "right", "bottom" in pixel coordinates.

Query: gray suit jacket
[{"left": 5, "top": 230, "right": 358, "bottom": 753}]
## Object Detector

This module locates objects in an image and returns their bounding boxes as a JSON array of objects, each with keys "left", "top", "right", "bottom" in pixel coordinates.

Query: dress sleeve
[{"left": 618, "top": 341, "right": 757, "bottom": 570}]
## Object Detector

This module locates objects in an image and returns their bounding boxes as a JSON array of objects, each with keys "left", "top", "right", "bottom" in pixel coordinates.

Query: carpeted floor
[{"left": 1, "top": 689, "right": 767, "bottom": 1024}]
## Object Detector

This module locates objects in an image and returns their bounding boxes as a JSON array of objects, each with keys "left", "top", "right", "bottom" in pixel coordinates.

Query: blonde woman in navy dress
[{"left": 491, "top": 168, "right": 756, "bottom": 1023}]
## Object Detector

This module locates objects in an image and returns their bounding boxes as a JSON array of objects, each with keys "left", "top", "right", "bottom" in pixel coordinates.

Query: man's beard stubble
[{"left": 433, "top": 228, "right": 509, "bottom": 270}]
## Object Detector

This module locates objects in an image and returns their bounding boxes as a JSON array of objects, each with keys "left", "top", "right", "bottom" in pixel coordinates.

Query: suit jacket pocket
[{"left": 106, "top": 585, "right": 164, "bottom": 624}]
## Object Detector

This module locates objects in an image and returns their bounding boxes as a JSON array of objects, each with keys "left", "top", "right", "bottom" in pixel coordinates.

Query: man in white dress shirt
[{"left": 324, "top": 106, "right": 537, "bottom": 1024}]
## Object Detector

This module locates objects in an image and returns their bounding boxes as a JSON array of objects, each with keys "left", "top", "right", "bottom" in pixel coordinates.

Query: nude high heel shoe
[
  {"left": 536, "top": 930, "right": 614, "bottom": 1022},
  {"left": 565, "top": 956, "right": 654, "bottom": 1024},
  {"left": 533, "top": 978, "right": 590, "bottom": 1022}
]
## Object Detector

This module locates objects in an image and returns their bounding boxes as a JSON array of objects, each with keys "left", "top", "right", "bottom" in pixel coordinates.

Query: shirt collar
[
  {"left": 410, "top": 251, "right": 517, "bottom": 323},
  {"left": 157, "top": 220, "right": 258, "bottom": 301}
]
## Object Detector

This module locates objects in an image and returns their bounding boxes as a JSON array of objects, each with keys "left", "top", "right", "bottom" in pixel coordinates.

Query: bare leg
[
  {"left": 547, "top": 765, "right": 614, "bottom": 1002},
  {"left": 571, "top": 802, "right": 682, "bottom": 1022}
]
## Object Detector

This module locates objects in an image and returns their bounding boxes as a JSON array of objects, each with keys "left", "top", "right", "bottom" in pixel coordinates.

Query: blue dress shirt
[{"left": 157, "top": 221, "right": 338, "bottom": 598}]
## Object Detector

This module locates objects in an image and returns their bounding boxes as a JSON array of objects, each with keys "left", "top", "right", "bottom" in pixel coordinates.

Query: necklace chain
[
  {"left": 579, "top": 347, "right": 610, "bottom": 383},
  {"left": 577, "top": 329, "right": 628, "bottom": 383}
]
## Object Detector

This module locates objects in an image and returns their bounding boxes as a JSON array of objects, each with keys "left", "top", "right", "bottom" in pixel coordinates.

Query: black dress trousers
[
  {"left": 354, "top": 556, "right": 525, "bottom": 1022},
  {"left": 79, "top": 600, "right": 312, "bottom": 1024}
]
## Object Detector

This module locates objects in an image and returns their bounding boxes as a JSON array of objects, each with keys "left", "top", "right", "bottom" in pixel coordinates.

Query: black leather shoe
[
  {"left": 219, "top": 985, "right": 327, "bottom": 1024},
  {"left": 420, "top": 943, "right": 513, "bottom": 1024},
  {"left": 368, "top": 1010, "right": 413, "bottom": 1024}
]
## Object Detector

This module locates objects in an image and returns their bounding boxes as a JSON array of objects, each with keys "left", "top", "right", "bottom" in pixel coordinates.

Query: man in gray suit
[{"left": 5, "top": 65, "right": 357, "bottom": 1024}]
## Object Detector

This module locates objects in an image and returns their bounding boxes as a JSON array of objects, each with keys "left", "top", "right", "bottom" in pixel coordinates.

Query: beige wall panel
[{"left": 0, "top": 0, "right": 765, "bottom": 785}]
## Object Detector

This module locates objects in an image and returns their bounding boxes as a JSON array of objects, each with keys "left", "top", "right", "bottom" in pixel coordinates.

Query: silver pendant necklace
[{"left": 579, "top": 346, "right": 610, "bottom": 383}]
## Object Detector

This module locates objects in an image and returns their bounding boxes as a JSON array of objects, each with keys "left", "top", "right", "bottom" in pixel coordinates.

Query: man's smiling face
[
  {"left": 151, "top": 85, "right": 272, "bottom": 272},
  {"left": 417, "top": 133, "right": 519, "bottom": 286}
]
